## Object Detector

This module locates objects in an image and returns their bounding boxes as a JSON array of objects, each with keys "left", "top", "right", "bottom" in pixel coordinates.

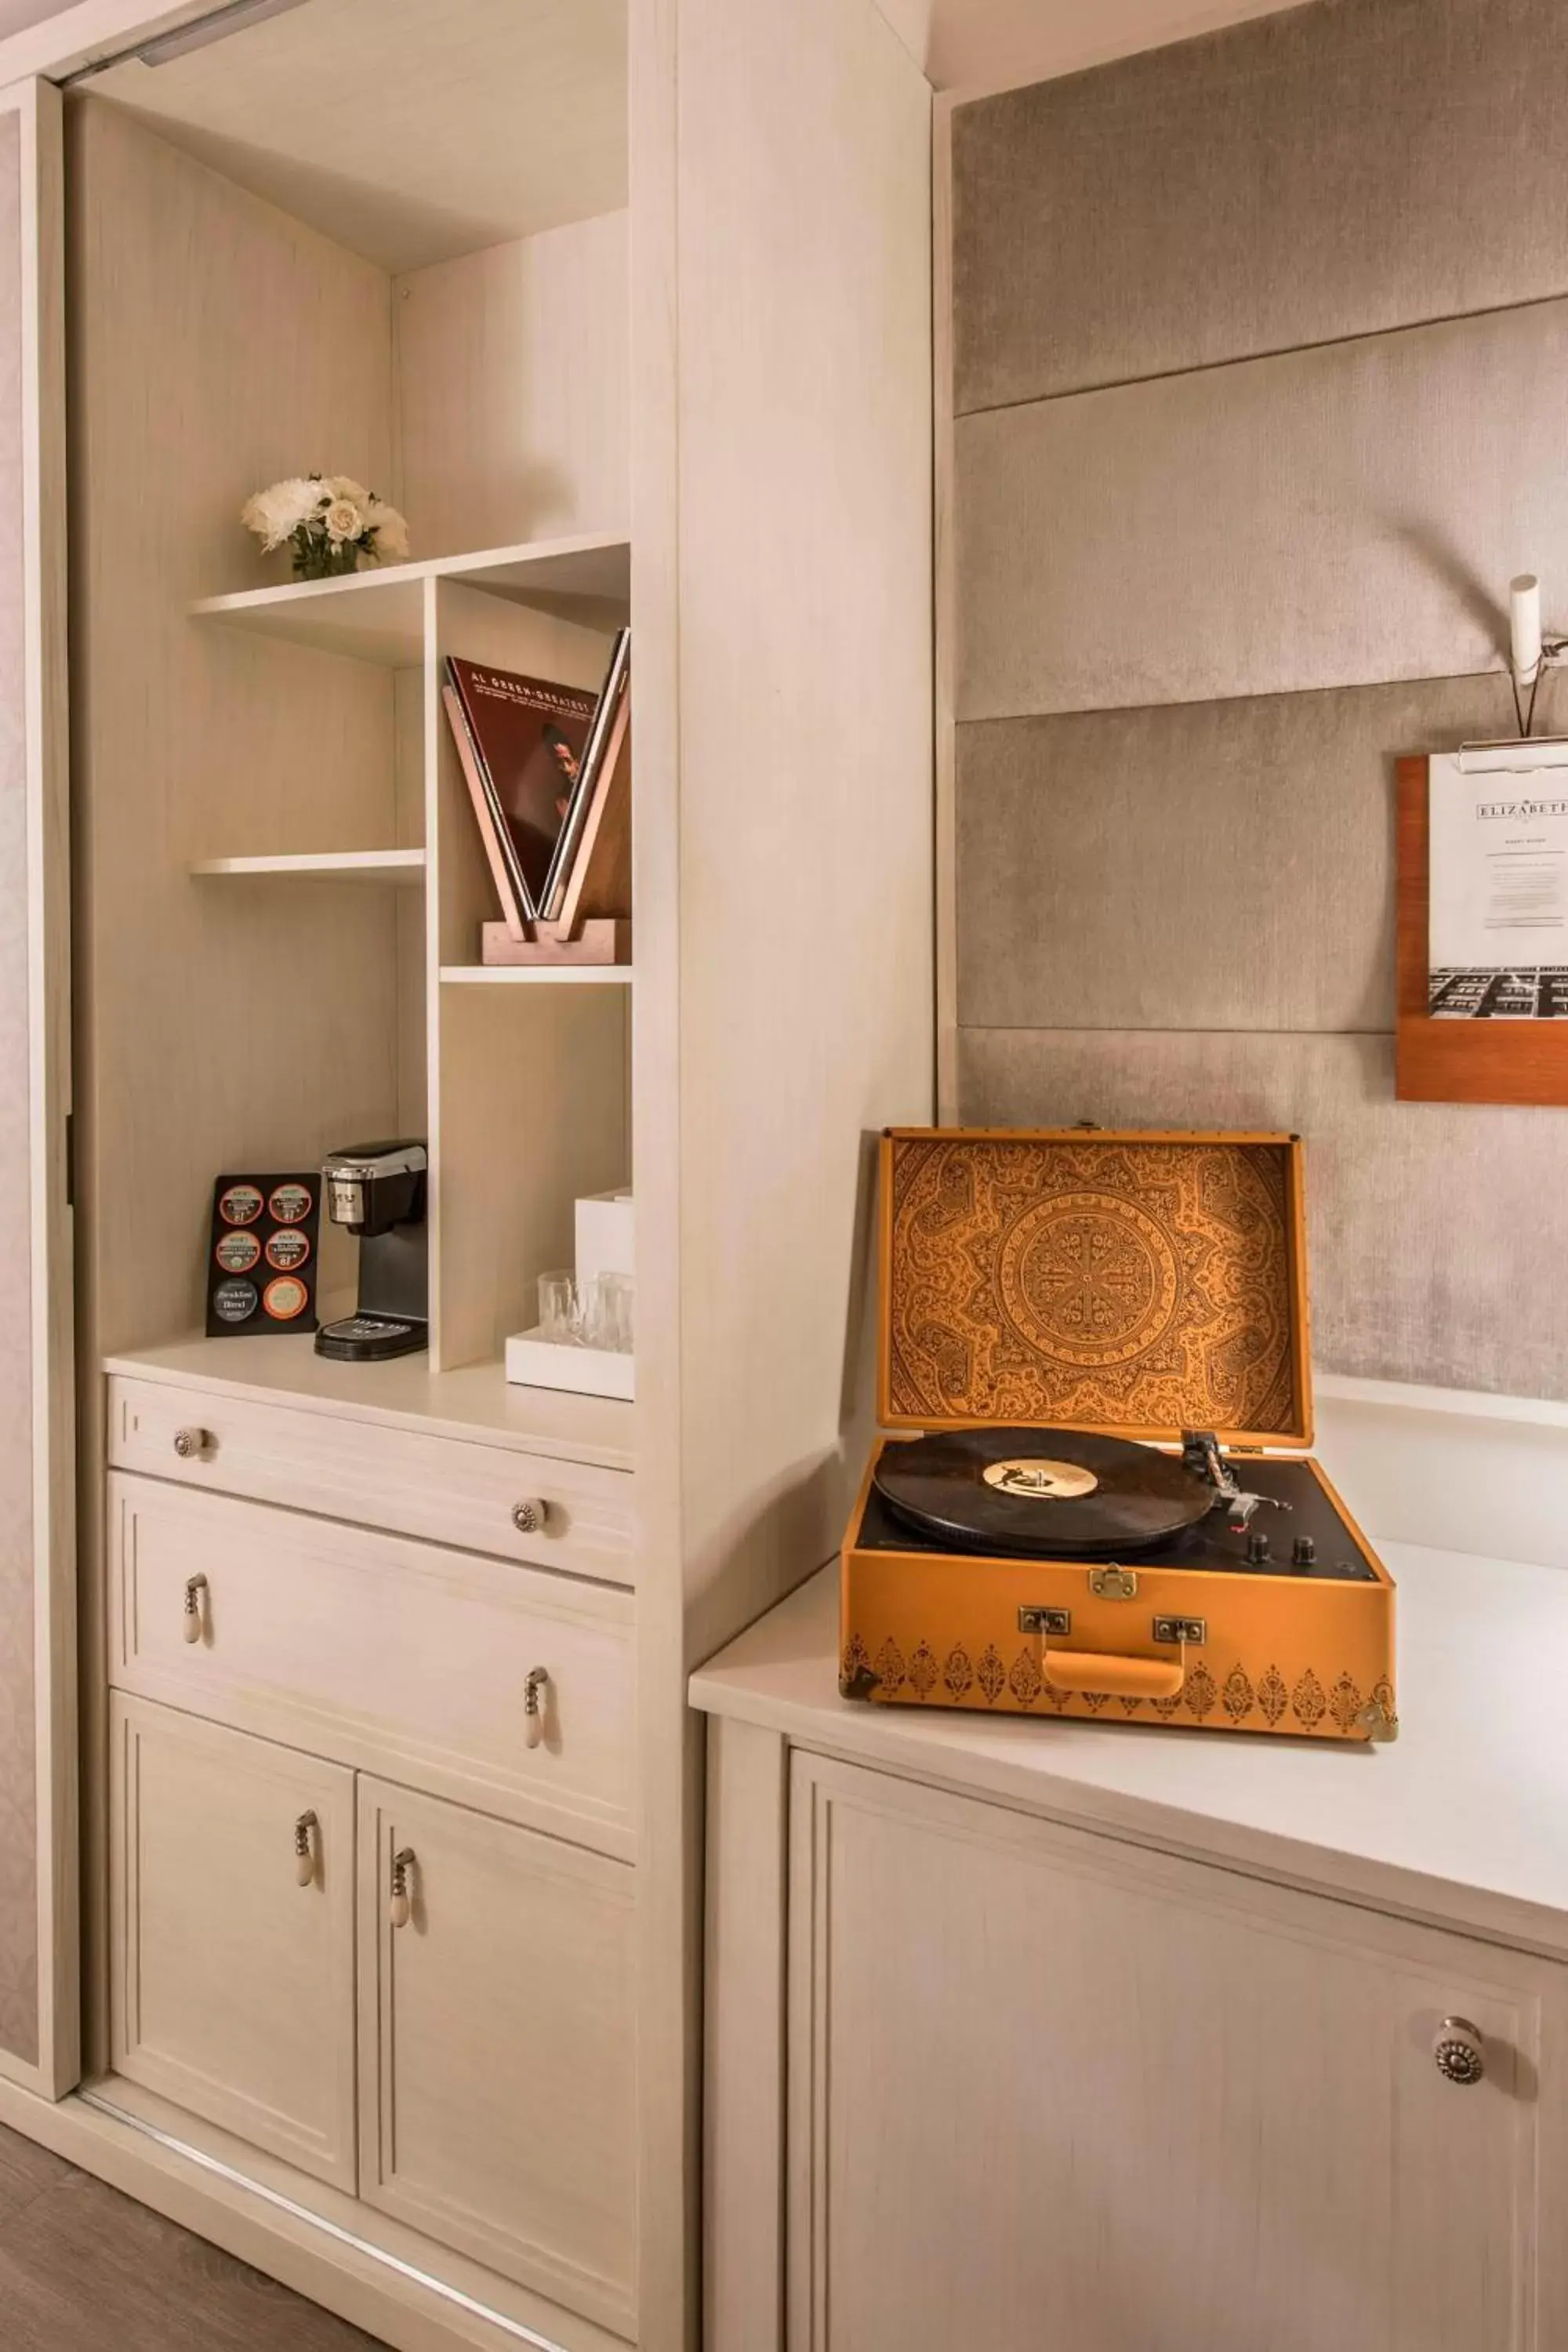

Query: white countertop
[{"left": 690, "top": 1544, "right": 1567, "bottom": 1959}]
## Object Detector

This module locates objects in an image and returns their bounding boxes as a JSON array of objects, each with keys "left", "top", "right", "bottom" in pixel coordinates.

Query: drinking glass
[
  {"left": 586, "top": 1271, "right": 633, "bottom": 1354},
  {"left": 538, "top": 1270, "right": 579, "bottom": 1343}
]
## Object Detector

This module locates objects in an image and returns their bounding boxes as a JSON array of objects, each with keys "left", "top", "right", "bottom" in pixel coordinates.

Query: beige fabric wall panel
[
  {"left": 958, "top": 1026, "right": 1568, "bottom": 1399},
  {"left": 0, "top": 101, "right": 37, "bottom": 2070},
  {"left": 951, "top": 0, "right": 1568, "bottom": 415},
  {"left": 955, "top": 672, "right": 1560, "bottom": 1035},
  {"left": 955, "top": 296, "right": 1568, "bottom": 721}
]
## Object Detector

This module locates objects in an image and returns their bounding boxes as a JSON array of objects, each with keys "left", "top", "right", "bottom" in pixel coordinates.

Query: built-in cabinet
[
  {"left": 788, "top": 1757, "right": 1561, "bottom": 2352},
  {"left": 105, "top": 1370, "right": 641, "bottom": 2339},
  {"left": 110, "top": 1697, "right": 358, "bottom": 2194},
  {"left": 0, "top": 2, "right": 934, "bottom": 2347},
  {"left": 356, "top": 1778, "right": 637, "bottom": 2333}
]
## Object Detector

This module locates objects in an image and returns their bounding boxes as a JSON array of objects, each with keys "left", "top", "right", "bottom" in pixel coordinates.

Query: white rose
[
  {"left": 322, "top": 499, "right": 364, "bottom": 544},
  {"left": 323, "top": 474, "right": 370, "bottom": 504}
]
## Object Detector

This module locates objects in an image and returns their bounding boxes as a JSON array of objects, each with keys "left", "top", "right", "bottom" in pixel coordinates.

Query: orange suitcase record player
[{"left": 840, "top": 1129, "right": 1398, "bottom": 1743}]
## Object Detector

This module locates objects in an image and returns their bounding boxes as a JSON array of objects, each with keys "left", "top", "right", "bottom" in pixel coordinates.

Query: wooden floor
[{"left": 0, "top": 2121, "right": 387, "bottom": 2350}]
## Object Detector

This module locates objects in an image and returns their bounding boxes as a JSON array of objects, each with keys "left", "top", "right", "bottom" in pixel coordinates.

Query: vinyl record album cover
[{"left": 445, "top": 656, "right": 598, "bottom": 920}]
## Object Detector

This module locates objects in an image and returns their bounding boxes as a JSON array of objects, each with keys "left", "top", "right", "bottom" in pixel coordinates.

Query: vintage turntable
[{"left": 840, "top": 1130, "right": 1397, "bottom": 1743}]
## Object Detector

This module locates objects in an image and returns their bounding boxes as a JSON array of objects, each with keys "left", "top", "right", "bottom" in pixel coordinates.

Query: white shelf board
[
  {"left": 189, "top": 532, "right": 631, "bottom": 664},
  {"left": 440, "top": 964, "right": 633, "bottom": 985},
  {"left": 191, "top": 849, "right": 426, "bottom": 884}
]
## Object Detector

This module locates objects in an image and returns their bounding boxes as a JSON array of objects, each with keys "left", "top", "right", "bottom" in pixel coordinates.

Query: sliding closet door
[{"left": 0, "top": 74, "right": 76, "bottom": 2099}]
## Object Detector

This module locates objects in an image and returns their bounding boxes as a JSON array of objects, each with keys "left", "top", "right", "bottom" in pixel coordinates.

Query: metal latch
[
  {"left": 1018, "top": 1606, "right": 1072, "bottom": 1637},
  {"left": 1088, "top": 1565, "right": 1138, "bottom": 1600},
  {"left": 1152, "top": 1615, "right": 1207, "bottom": 1646}
]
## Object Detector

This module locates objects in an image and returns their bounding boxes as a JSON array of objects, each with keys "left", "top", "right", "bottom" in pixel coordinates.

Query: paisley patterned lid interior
[{"left": 879, "top": 1129, "right": 1311, "bottom": 1446}]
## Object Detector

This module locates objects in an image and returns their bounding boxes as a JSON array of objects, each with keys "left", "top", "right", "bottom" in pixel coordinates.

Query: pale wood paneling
[
  {"left": 68, "top": 96, "right": 406, "bottom": 1360},
  {"left": 957, "top": 1025, "right": 1568, "bottom": 1400},
  {"left": 85, "top": 0, "right": 628, "bottom": 275},
  {"left": 666, "top": 0, "right": 934, "bottom": 1666},
  {"left": 956, "top": 673, "right": 1563, "bottom": 1035},
  {"left": 630, "top": 5, "right": 935, "bottom": 2341},
  {"left": 955, "top": 295, "right": 1568, "bottom": 721},
  {"left": 952, "top": 0, "right": 1568, "bottom": 413},
  {"left": 394, "top": 214, "right": 630, "bottom": 561},
  {"left": 0, "top": 77, "right": 74, "bottom": 2097},
  {"left": 0, "top": 94, "right": 37, "bottom": 2078}
]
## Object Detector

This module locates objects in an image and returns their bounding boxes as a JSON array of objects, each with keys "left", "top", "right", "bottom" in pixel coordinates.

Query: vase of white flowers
[{"left": 241, "top": 474, "right": 411, "bottom": 581}]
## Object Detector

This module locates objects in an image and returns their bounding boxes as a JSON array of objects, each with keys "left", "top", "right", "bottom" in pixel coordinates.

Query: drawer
[
  {"left": 107, "top": 1374, "right": 636, "bottom": 1586},
  {"left": 108, "top": 1474, "right": 637, "bottom": 1858}
]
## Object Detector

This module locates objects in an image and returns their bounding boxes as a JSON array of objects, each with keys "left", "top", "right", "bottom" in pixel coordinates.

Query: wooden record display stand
[
  {"left": 482, "top": 698, "right": 632, "bottom": 967},
  {"left": 1396, "top": 753, "right": 1568, "bottom": 1105}
]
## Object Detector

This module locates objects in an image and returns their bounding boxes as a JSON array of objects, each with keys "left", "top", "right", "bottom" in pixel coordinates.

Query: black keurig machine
[{"left": 315, "top": 1139, "right": 429, "bottom": 1361}]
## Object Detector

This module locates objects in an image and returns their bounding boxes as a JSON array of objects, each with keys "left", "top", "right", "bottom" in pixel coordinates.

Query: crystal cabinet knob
[
  {"left": 172, "top": 1426, "right": 212, "bottom": 1460},
  {"left": 390, "top": 1846, "right": 416, "bottom": 1929},
  {"left": 1433, "top": 2017, "right": 1486, "bottom": 2085},
  {"left": 293, "top": 1812, "right": 318, "bottom": 1887},
  {"left": 182, "top": 1573, "right": 208, "bottom": 1643},
  {"left": 512, "top": 1499, "right": 548, "bottom": 1537}
]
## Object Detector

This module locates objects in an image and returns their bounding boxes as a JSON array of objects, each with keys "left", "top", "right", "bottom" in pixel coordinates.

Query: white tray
[{"left": 504, "top": 1326, "right": 634, "bottom": 1401}]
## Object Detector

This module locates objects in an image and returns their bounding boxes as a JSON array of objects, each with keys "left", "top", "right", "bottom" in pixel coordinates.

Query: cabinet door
[
  {"left": 0, "top": 74, "right": 73, "bottom": 2100},
  {"left": 788, "top": 1755, "right": 1566, "bottom": 2352},
  {"left": 358, "top": 1779, "right": 636, "bottom": 2338},
  {"left": 109, "top": 1695, "right": 356, "bottom": 2190}
]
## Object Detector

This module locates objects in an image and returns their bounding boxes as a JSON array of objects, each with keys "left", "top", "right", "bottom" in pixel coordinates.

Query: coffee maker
[{"left": 315, "top": 1139, "right": 429, "bottom": 1362}]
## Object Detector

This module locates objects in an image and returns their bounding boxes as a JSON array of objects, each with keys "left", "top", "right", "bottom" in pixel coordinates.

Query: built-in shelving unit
[
  {"left": 27, "top": 4, "right": 935, "bottom": 2347},
  {"left": 191, "top": 850, "right": 426, "bottom": 884}
]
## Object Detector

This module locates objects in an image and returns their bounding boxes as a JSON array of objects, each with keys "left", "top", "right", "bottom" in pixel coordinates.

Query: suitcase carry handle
[{"left": 1039, "top": 1642, "right": 1186, "bottom": 1702}]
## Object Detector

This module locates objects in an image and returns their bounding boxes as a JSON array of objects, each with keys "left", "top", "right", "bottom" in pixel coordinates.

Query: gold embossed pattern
[
  {"left": 842, "top": 1635, "right": 1392, "bottom": 1741},
  {"left": 886, "top": 1135, "right": 1299, "bottom": 1436}
]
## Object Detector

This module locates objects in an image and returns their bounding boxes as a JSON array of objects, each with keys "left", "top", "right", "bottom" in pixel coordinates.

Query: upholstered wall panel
[
  {"left": 957, "top": 1028, "right": 1568, "bottom": 1399},
  {"left": 956, "top": 673, "right": 1563, "bottom": 1035},
  {"left": 0, "top": 104, "right": 38, "bottom": 2070},
  {"left": 955, "top": 296, "right": 1568, "bottom": 721},
  {"left": 952, "top": 0, "right": 1568, "bottom": 414},
  {"left": 949, "top": 0, "right": 1568, "bottom": 1400}
]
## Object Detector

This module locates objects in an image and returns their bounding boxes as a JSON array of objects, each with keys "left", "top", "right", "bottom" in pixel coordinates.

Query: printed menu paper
[{"left": 1427, "top": 753, "right": 1568, "bottom": 1018}]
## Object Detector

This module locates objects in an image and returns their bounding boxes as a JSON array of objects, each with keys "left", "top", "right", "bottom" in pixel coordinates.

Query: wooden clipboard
[{"left": 1396, "top": 752, "right": 1568, "bottom": 1104}]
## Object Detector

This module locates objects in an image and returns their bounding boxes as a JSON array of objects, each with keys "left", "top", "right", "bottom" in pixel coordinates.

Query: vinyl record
[{"left": 873, "top": 1426, "right": 1214, "bottom": 1559}]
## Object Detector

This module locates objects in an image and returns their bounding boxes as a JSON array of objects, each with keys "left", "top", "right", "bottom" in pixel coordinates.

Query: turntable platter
[{"left": 873, "top": 1427, "right": 1214, "bottom": 1558}]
